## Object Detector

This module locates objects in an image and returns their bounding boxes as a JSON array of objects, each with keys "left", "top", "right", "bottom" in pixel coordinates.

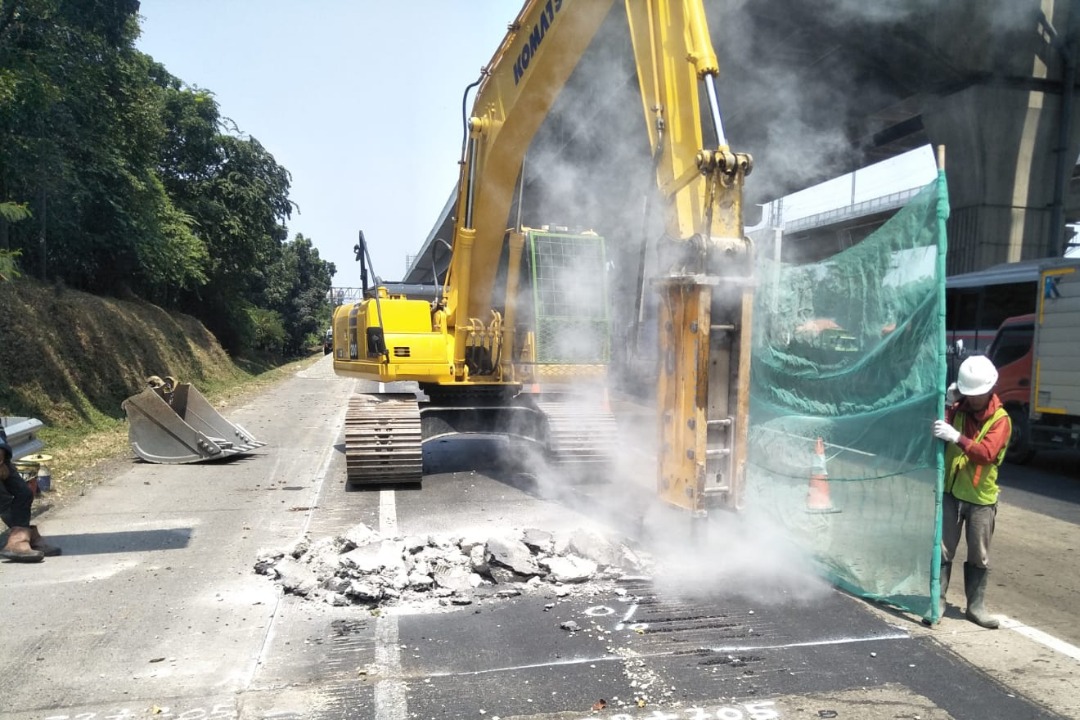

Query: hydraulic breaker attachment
[{"left": 121, "top": 377, "right": 266, "bottom": 464}]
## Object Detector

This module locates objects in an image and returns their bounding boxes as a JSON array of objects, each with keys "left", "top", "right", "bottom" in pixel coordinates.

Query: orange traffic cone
[{"left": 807, "top": 437, "right": 840, "bottom": 513}]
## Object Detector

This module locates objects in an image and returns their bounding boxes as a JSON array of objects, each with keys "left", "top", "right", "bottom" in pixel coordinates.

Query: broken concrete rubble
[{"left": 254, "top": 523, "right": 651, "bottom": 608}]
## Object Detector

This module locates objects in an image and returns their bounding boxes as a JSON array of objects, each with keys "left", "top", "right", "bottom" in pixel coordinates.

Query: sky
[
  {"left": 135, "top": 1, "right": 934, "bottom": 286},
  {"left": 136, "top": 1, "right": 523, "bottom": 286}
]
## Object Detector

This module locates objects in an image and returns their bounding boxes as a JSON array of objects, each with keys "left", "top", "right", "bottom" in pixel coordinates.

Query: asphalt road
[{"left": 1, "top": 355, "right": 1078, "bottom": 720}]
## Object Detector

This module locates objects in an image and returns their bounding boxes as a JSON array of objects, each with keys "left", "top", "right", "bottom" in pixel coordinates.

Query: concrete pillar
[{"left": 921, "top": 0, "right": 1080, "bottom": 275}]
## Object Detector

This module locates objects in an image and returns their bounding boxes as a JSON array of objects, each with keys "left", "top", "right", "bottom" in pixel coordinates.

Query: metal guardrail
[
  {"left": 784, "top": 187, "right": 924, "bottom": 235},
  {"left": 0, "top": 416, "right": 45, "bottom": 460}
]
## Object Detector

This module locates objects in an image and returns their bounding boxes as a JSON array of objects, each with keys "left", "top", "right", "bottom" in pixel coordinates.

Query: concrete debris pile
[{"left": 255, "top": 523, "right": 650, "bottom": 607}]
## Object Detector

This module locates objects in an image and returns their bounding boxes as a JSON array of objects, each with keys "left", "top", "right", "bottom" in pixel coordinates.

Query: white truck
[{"left": 986, "top": 257, "right": 1080, "bottom": 461}]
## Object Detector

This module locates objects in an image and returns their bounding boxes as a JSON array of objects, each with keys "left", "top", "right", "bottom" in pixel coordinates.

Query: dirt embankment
[{"left": 0, "top": 278, "right": 302, "bottom": 505}]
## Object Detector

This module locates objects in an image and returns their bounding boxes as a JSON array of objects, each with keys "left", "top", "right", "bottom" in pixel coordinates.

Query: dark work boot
[
  {"left": 923, "top": 561, "right": 952, "bottom": 626},
  {"left": 29, "top": 525, "right": 61, "bottom": 557},
  {"left": 964, "top": 562, "right": 1000, "bottom": 629},
  {"left": 0, "top": 527, "right": 45, "bottom": 563}
]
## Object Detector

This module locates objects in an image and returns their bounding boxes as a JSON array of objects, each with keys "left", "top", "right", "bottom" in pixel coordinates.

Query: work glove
[
  {"left": 946, "top": 383, "right": 960, "bottom": 406},
  {"left": 933, "top": 419, "right": 961, "bottom": 444}
]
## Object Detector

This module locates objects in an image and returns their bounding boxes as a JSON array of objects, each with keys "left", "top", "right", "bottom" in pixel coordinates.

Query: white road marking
[
  {"left": 375, "top": 484, "right": 408, "bottom": 720},
  {"left": 615, "top": 602, "right": 640, "bottom": 630},
  {"left": 707, "top": 631, "right": 910, "bottom": 654},
  {"left": 999, "top": 616, "right": 1080, "bottom": 662},
  {"left": 379, "top": 488, "right": 398, "bottom": 537},
  {"left": 426, "top": 631, "right": 912, "bottom": 679}
]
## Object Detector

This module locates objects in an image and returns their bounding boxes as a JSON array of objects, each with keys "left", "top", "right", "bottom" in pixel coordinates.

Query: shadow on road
[
  {"left": 1003, "top": 449, "right": 1080, "bottom": 511},
  {"left": 28, "top": 527, "right": 194, "bottom": 555}
]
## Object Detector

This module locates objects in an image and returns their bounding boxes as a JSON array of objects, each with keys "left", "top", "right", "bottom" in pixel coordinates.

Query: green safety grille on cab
[{"left": 528, "top": 231, "right": 611, "bottom": 364}]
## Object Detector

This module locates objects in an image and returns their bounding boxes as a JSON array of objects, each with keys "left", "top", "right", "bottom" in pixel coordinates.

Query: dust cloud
[
  {"left": 504, "top": 403, "right": 829, "bottom": 608},
  {"left": 639, "top": 504, "right": 831, "bottom": 606},
  {"left": 475, "top": 0, "right": 972, "bottom": 606}
]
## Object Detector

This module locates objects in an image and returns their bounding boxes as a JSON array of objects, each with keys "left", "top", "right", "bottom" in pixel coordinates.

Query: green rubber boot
[
  {"left": 923, "top": 561, "right": 951, "bottom": 626},
  {"left": 964, "top": 562, "right": 1000, "bottom": 629}
]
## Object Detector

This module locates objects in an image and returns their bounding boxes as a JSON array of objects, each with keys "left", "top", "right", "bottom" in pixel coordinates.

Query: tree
[
  {"left": 0, "top": 0, "right": 330, "bottom": 360},
  {"left": 0, "top": 0, "right": 188, "bottom": 294},
  {"left": 170, "top": 131, "right": 296, "bottom": 352},
  {"left": 0, "top": 201, "right": 29, "bottom": 279},
  {"left": 265, "top": 233, "right": 336, "bottom": 355}
]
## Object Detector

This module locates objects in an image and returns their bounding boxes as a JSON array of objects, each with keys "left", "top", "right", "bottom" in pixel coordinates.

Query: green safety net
[{"left": 746, "top": 171, "right": 948, "bottom": 622}]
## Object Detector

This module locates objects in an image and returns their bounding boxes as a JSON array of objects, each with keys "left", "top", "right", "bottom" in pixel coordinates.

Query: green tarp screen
[{"left": 746, "top": 171, "right": 948, "bottom": 622}]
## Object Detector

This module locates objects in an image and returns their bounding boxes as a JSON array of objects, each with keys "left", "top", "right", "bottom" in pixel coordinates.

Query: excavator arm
[
  {"left": 446, "top": 1, "right": 753, "bottom": 513},
  {"left": 335, "top": 0, "right": 754, "bottom": 512},
  {"left": 443, "top": 0, "right": 616, "bottom": 380},
  {"left": 623, "top": 1, "right": 755, "bottom": 513}
]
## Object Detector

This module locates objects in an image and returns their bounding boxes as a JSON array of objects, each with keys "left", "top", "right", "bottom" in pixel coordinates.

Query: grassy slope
[{"left": 0, "top": 278, "right": 315, "bottom": 505}]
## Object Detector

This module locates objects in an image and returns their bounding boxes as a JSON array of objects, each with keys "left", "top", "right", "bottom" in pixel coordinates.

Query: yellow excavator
[{"left": 332, "top": 0, "right": 753, "bottom": 516}]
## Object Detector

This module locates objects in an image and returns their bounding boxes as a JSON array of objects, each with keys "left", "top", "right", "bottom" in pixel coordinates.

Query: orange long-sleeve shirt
[{"left": 945, "top": 394, "right": 1010, "bottom": 465}]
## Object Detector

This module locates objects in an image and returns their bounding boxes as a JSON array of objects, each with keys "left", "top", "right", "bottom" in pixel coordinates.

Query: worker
[
  {"left": 0, "top": 438, "right": 61, "bottom": 563},
  {"left": 931, "top": 354, "right": 1009, "bottom": 629}
]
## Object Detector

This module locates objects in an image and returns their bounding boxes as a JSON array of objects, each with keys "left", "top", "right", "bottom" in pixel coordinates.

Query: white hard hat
[{"left": 956, "top": 355, "right": 998, "bottom": 396}]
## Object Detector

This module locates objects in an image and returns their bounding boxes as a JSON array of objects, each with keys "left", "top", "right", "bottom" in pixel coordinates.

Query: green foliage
[
  {"left": 0, "top": 248, "right": 20, "bottom": 280},
  {"left": 0, "top": 200, "right": 30, "bottom": 222},
  {"left": 246, "top": 304, "right": 287, "bottom": 353},
  {"left": 265, "top": 233, "right": 336, "bottom": 355},
  {"left": 0, "top": 0, "right": 331, "bottom": 360}
]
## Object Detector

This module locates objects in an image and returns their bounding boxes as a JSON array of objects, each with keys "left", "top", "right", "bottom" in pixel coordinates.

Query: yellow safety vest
[{"left": 945, "top": 406, "right": 1009, "bottom": 506}]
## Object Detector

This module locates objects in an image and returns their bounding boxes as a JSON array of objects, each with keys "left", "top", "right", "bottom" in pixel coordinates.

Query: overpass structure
[
  {"left": 753, "top": 154, "right": 1080, "bottom": 264},
  {"left": 404, "top": 0, "right": 1080, "bottom": 286}
]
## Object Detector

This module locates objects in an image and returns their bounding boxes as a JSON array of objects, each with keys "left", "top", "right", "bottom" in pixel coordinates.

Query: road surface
[{"left": 1, "top": 355, "right": 1077, "bottom": 719}]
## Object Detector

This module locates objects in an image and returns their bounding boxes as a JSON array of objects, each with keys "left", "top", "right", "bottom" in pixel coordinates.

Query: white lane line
[
  {"left": 375, "top": 486, "right": 407, "bottom": 720},
  {"left": 707, "top": 631, "right": 910, "bottom": 654},
  {"left": 426, "top": 632, "right": 913, "bottom": 678},
  {"left": 380, "top": 488, "right": 398, "bottom": 537},
  {"left": 999, "top": 616, "right": 1080, "bottom": 662}
]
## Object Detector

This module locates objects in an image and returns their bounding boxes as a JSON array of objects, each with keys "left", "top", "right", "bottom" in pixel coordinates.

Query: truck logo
[
  {"left": 1044, "top": 276, "right": 1061, "bottom": 300},
  {"left": 513, "top": 0, "right": 564, "bottom": 85}
]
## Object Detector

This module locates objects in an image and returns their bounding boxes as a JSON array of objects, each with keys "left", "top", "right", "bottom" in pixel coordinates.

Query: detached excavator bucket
[{"left": 122, "top": 380, "right": 266, "bottom": 464}]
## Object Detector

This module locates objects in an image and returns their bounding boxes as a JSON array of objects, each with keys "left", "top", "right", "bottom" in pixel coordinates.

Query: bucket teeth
[{"left": 122, "top": 381, "right": 266, "bottom": 464}]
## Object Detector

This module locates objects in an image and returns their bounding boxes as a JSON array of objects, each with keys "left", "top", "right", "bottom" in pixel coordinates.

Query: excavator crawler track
[
  {"left": 344, "top": 393, "right": 423, "bottom": 486},
  {"left": 535, "top": 400, "right": 619, "bottom": 473}
]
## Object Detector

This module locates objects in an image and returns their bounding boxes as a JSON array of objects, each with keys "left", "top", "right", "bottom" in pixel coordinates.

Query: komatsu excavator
[{"left": 332, "top": 0, "right": 754, "bottom": 516}]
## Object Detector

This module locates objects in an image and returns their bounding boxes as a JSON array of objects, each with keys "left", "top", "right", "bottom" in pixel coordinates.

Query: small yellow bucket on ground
[{"left": 15, "top": 453, "right": 53, "bottom": 494}]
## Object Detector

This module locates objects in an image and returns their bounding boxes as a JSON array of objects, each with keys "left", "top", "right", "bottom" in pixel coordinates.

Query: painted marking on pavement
[
  {"left": 425, "top": 631, "right": 911, "bottom": 680},
  {"left": 615, "top": 602, "right": 648, "bottom": 632},
  {"left": 999, "top": 616, "right": 1080, "bottom": 662},
  {"left": 379, "top": 488, "right": 399, "bottom": 537},
  {"left": 706, "top": 630, "right": 909, "bottom": 654},
  {"left": 375, "top": 482, "right": 408, "bottom": 720}
]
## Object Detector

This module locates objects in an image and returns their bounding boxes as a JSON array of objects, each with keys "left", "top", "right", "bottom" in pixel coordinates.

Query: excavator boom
[{"left": 333, "top": 0, "right": 754, "bottom": 512}]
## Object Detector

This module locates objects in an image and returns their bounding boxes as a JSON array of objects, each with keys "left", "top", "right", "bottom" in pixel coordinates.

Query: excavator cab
[{"left": 121, "top": 376, "right": 266, "bottom": 464}]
